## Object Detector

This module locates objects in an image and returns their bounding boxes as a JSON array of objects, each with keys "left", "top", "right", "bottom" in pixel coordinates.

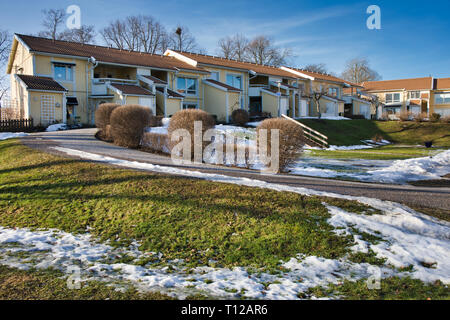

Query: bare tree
[
  {"left": 0, "top": 30, "right": 11, "bottom": 102},
  {"left": 304, "top": 63, "right": 328, "bottom": 74},
  {"left": 38, "top": 9, "right": 66, "bottom": 40},
  {"left": 310, "top": 85, "right": 329, "bottom": 119},
  {"left": 134, "top": 16, "right": 167, "bottom": 54},
  {"left": 245, "top": 35, "right": 291, "bottom": 66},
  {"left": 101, "top": 15, "right": 170, "bottom": 53},
  {"left": 61, "top": 25, "right": 96, "bottom": 44},
  {"left": 341, "top": 57, "right": 381, "bottom": 84},
  {"left": 170, "top": 25, "right": 199, "bottom": 52},
  {"left": 217, "top": 36, "right": 235, "bottom": 59},
  {"left": 217, "top": 34, "right": 249, "bottom": 61}
]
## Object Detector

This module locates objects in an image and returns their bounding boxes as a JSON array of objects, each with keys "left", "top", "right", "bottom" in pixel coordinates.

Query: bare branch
[
  {"left": 38, "top": 9, "right": 66, "bottom": 40},
  {"left": 245, "top": 35, "right": 291, "bottom": 66},
  {"left": 303, "top": 63, "right": 328, "bottom": 74},
  {"left": 341, "top": 57, "right": 381, "bottom": 84},
  {"left": 60, "top": 25, "right": 96, "bottom": 44},
  {"left": 170, "top": 25, "right": 199, "bottom": 52}
]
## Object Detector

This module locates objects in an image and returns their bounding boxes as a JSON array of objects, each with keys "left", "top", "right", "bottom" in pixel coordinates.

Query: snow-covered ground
[
  {"left": 2, "top": 146, "right": 449, "bottom": 299},
  {"left": 46, "top": 123, "right": 69, "bottom": 132},
  {"left": 0, "top": 132, "right": 28, "bottom": 140}
]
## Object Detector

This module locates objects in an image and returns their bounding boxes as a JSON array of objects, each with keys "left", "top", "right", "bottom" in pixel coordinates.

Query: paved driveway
[{"left": 21, "top": 128, "right": 450, "bottom": 212}]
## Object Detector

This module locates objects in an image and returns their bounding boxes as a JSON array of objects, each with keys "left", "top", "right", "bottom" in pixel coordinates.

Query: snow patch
[
  {"left": 0, "top": 132, "right": 28, "bottom": 140},
  {"left": 46, "top": 123, "right": 69, "bottom": 132}
]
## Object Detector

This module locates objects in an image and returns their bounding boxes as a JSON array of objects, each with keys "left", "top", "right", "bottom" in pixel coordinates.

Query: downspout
[
  {"left": 86, "top": 58, "right": 98, "bottom": 125},
  {"left": 62, "top": 91, "right": 67, "bottom": 124}
]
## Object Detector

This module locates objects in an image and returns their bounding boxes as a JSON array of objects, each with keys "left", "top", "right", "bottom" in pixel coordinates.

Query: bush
[
  {"left": 110, "top": 105, "right": 153, "bottom": 148},
  {"left": 441, "top": 115, "right": 450, "bottom": 124},
  {"left": 142, "top": 132, "right": 169, "bottom": 154},
  {"left": 398, "top": 111, "right": 412, "bottom": 121},
  {"left": 149, "top": 116, "right": 164, "bottom": 128},
  {"left": 95, "top": 103, "right": 120, "bottom": 140},
  {"left": 430, "top": 113, "right": 441, "bottom": 122},
  {"left": 372, "top": 133, "right": 384, "bottom": 143},
  {"left": 168, "top": 109, "right": 215, "bottom": 160},
  {"left": 257, "top": 118, "right": 305, "bottom": 173},
  {"left": 413, "top": 112, "right": 427, "bottom": 122},
  {"left": 231, "top": 109, "right": 250, "bottom": 126}
]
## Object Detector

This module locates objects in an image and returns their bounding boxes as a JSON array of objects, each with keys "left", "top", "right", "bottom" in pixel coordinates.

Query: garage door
[{"left": 324, "top": 102, "right": 337, "bottom": 117}]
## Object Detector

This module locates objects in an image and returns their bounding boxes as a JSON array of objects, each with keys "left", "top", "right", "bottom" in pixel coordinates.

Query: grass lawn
[
  {"left": 298, "top": 119, "right": 450, "bottom": 147},
  {"left": 0, "top": 139, "right": 447, "bottom": 300},
  {"left": 307, "top": 145, "right": 443, "bottom": 160},
  {"left": 0, "top": 265, "right": 172, "bottom": 300}
]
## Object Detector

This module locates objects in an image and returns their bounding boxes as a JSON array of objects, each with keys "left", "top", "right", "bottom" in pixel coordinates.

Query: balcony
[{"left": 91, "top": 78, "right": 138, "bottom": 96}]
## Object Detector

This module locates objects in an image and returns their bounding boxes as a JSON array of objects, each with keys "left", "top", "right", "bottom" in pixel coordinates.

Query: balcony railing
[{"left": 91, "top": 78, "right": 138, "bottom": 96}]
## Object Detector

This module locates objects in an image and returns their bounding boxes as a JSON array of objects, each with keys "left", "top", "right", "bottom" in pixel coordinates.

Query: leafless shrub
[
  {"left": 413, "top": 112, "right": 428, "bottom": 123},
  {"left": 257, "top": 118, "right": 305, "bottom": 173},
  {"left": 430, "top": 113, "right": 441, "bottom": 123},
  {"left": 231, "top": 109, "right": 249, "bottom": 126},
  {"left": 142, "top": 132, "right": 169, "bottom": 154},
  {"left": 110, "top": 105, "right": 152, "bottom": 148},
  {"left": 95, "top": 103, "right": 120, "bottom": 140},
  {"left": 441, "top": 115, "right": 450, "bottom": 124},
  {"left": 398, "top": 111, "right": 412, "bottom": 122},
  {"left": 0, "top": 107, "right": 20, "bottom": 120},
  {"left": 168, "top": 109, "right": 215, "bottom": 159},
  {"left": 372, "top": 133, "right": 384, "bottom": 143},
  {"left": 378, "top": 112, "right": 389, "bottom": 121}
]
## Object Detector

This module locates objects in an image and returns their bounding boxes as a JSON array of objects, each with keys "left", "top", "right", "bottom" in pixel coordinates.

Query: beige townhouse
[
  {"left": 361, "top": 77, "right": 450, "bottom": 118},
  {"left": 6, "top": 33, "right": 366, "bottom": 126}
]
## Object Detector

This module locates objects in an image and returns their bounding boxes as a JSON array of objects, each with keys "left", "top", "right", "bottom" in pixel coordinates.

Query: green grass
[
  {"left": 0, "top": 139, "right": 361, "bottom": 270},
  {"left": 0, "top": 139, "right": 446, "bottom": 300},
  {"left": 0, "top": 265, "right": 172, "bottom": 300},
  {"left": 306, "top": 277, "right": 449, "bottom": 300},
  {"left": 308, "top": 145, "right": 442, "bottom": 160},
  {"left": 298, "top": 119, "right": 450, "bottom": 147}
]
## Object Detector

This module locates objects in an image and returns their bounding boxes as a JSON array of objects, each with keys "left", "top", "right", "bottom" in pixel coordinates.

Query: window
[
  {"left": 328, "top": 87, "right": 339, "bottom": 97},
  {"left": 183, "top": 103, "right": 198, "bottom": 109},
  {"left": 209, "top": 72, "right": 220, "bottom": 81},
  {"left": 409, "top": 91, "right": 420, "bottom": 99},
  {"left": 385, "top": 93, "right": 401, "bottom": 104},
  {"left": 54, "top": 64, "right": 73, "bottom": 81},
  {"left": 435, "top": 92, "right": 450, "bottom": 105},
  {"left": 226, "top": 74, "right": 242, "bottom": 90},
  {"left": 177, "top": 77, "right": 197, "bottom": 95}
]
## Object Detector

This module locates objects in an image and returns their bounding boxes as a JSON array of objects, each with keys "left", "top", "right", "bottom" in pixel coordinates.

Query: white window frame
[
  {"left": 209, "top": 72, "right": 220, "bottom": 81},
  {"left": 434, "top": 92, "right": 450, "bottom": 105},
  {"left": 176, "top": 77, "right": 198, "bottom": 96},
  {"left": 408, "top": 91, "right": 421, "bottom": 99},
  {"left": 226, "top": 73, "right": 243, "bottom": 90},
  {"left": 182, "top": 103, "right": 198, "bottom": 110},
  {"left": 53, "top": 64, "right": 73, "bottom": 82},
  {"left": 385, "top": 93, "right": 401, "bottom": 104}
]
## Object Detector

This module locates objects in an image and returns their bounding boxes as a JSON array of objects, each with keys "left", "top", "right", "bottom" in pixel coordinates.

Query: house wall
[
  {"left": 261, "top": 91, "right": 279, "bottom": 117},
  {"left": 166, "top": 98, "right": 182, "bottom": 117},
  {"left": 28, "top": 91, "right": 64, "bottom": 126},
  {"left": 204, "top": 84, "right": 228, "bottom": 122},
  {"left": 430, "top": 90, "right": 450, "bottom": 116},
  {"left": 168, "top": 71, "right": 205, "bottom": 109}
]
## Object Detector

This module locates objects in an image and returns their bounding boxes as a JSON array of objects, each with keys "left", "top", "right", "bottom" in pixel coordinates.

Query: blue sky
[{"left": 1, "top": 0, "right": 449, "bottom": 79}]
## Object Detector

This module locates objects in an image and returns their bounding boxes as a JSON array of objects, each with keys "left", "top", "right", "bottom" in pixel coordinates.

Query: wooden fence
[{"left": 0, "top": 119, "right": 34, "bottom": 132}]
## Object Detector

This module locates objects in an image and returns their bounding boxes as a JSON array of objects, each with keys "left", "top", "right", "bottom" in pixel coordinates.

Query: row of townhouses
[{"left": 5, "top": 34, "right": 450, "bottom": 126}]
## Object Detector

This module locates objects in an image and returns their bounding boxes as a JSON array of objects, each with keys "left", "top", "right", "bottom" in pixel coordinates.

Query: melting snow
[{"left": 0, "top": 132, "right": 28, "bottom": 140}]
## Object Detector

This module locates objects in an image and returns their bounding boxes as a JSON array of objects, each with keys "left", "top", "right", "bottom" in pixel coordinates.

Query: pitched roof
[
  {"left": 15, "top": 34, "right": 206, "bottom": 73},
  {"left": 16, "top": 74, "right": 67, "bottom": 92},
  {"left": 362, "top": 77, "right": 433, "bottom": 91},
  {"left": 141, "top": 75, "right": 167, "bottom": 85},
  {"left": 204, "top": 79, "right": 241, "bottom": 92},
  {"left": 283, "top": 67, "right": 351, "bottom": 85},
  {"left": 109, "top": 83, "right": 154, "bottom": 96},
  {"left": 170, "top": 51, "right": 296, "bottom": 79},
  {"left": 434, "top": 78, "right": 450, "bottom": 90},
  {"left": 155, "top": 87, "right": 184, "bottom": 98}
]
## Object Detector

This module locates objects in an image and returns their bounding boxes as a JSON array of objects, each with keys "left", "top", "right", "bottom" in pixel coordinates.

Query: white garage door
[
  {"left": 139, "top": 97, "right": 156, "bottom": 115},
  {"left": 324, "top": 102, "right": 337, "bottom": 117},
  {"left": 360, "top": 104, "right": 371, "bottom": 119}
]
